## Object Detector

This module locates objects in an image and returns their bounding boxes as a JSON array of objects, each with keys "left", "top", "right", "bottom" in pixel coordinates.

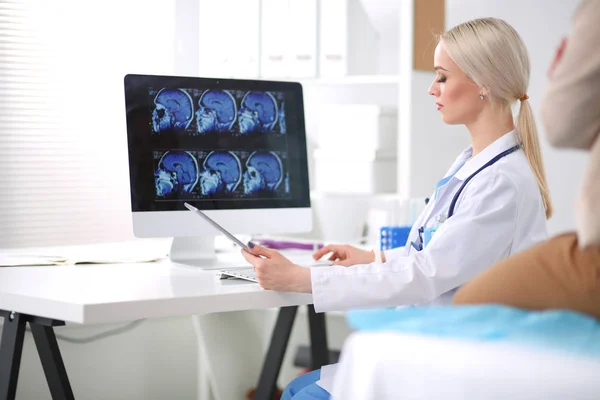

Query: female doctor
[{"left": 242, "top": 17, "right": 552, "bottom": 399}]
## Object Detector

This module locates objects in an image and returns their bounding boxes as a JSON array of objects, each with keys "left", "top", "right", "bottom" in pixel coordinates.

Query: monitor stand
[{"left": 169, "top": 236, "right": 239, "bottom": 269}]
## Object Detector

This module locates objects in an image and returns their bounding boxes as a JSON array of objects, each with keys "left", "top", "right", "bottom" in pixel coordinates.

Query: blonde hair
[{"left": 441, "top": 18, "right": 552, "bottom": 219}]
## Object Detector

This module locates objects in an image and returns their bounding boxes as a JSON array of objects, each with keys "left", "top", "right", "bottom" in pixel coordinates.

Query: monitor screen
[{"left": 124, "top": 74, "right": 311, "bottom": 213}]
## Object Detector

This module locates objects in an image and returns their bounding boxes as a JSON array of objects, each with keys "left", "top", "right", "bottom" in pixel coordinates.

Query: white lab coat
[{"left": 312, "top": 130, "right": 548, "bottom": 392}]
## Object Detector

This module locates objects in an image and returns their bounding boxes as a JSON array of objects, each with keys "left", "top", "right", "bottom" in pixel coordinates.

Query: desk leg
[
  {"left": 307, "top": 305, "right": 329, "bottom": 369},
  {"left": 0, "top": 311, "right": 73, "bottom": 400},
  {"left": 0, "top": 311, "right": 27, "bottom": 400},
  {"left": 254, "top": 306, "right": 298, "bottom": 400},
  {"left": 30, "top": 322, "right": 74, "bottom": 400}
]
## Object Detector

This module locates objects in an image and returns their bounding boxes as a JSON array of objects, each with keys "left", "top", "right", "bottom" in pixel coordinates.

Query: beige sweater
[{"left": 541, "top": 0, "right": 600, "bottom": 248}]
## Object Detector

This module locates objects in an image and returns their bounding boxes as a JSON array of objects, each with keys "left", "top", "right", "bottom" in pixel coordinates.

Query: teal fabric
[
  {"left": 433, "top": 157, "right": 468, "bottom": 200},
  {"left": 346, "top": 305, "right": 600, "bottom": 357}
]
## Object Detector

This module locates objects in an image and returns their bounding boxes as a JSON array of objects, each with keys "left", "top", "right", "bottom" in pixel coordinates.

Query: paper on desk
[
  {"left": 0, "top": 254, "right": 164, "bottom": 267},
  {"left": 0, "top": 255, "right": 69, "bottom": 267},
  {"left": 68, "top": 256, "right": 164, "bottom": 265}
]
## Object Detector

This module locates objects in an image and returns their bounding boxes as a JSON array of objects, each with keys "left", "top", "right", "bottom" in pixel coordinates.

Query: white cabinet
[
  {"left": 319, "top": 0, "right": 348, "bottom": 77},
  {"left": 260, "top": 0, "right": 290, "bottom": 77},
  {"left": 312, "top": 104, "right": 398, "bottom": 194},
  {"left": 198, "top": 0, "right": 259, "bottom": 78},
  {"left": 319, "top": 0, "right": 381, "bottom": 77},
  {"left": 195, "top": 0, "right": 397, "bottom": 81},
  {"left": 260, "top": 0, "right": 385, "bottom": 79},
  {"left": 261, "top": 0, "right": 318, "bottom": 78},
  {"left": 288, "top": 0, "right": 318, "bottom": 78},
  {"left": 192, "top": 0, "right": 448, "bottom": 198}
]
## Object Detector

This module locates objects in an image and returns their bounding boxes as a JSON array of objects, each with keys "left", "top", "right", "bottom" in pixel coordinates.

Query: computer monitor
[{"left": 123, "top": 74, "right": 312, "bottom": 267}]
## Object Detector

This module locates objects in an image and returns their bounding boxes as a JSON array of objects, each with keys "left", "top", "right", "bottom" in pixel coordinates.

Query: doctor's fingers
[
  {"left": 241, "top": 249, "right": 257, "bottom": 265},
  {"left": 328, "top": 253, "right": 341, "bottom": 261},
  {"left": 313, "top": 244, "right": 346, "bottom": 260},
  {"left": 333, "top": 259, "right": 354, "bottom": 267},
  {"left": 241, "top": 249, "right": 267, "bottom": 268},
  {"left": 247, "top": 243, "right": 277, "bottom": 258}
]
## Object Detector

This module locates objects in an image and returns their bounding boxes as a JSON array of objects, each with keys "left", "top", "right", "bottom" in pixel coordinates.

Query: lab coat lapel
[
  {"left": 454, "top": 130, "right": 518, "bottom": 180},
  {"left": 419, "top": 147, "right": 472, "bottom": 226},
  {"left": 423, "top": 179, "right": 459, "bottom": 226}
]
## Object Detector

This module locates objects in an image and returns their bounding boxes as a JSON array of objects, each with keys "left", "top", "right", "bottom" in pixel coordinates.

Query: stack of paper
[
  {"left": 0, "top": 255, "right": 69, "bottom": 267},
  {"left": 0, "top": 254, "right": 164, "bottom": 267}
]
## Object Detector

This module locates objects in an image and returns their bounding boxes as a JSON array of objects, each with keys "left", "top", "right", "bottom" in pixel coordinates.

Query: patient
[{"left": 454, "top": 0, "right": 600, "bottom": 318}]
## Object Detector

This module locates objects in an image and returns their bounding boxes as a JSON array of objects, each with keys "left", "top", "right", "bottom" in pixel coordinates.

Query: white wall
[
  {"left": 407, "top": 0, "right": 586, "bottom": 235},
  {"left": 12, "top": 318, "right": 199, "bottom": 400},
  {"left": 0, "top": 0, "right": 174, "bottom": 249},
  {"left": 406, "top": 71, "right": 469, "bottom": 198}
]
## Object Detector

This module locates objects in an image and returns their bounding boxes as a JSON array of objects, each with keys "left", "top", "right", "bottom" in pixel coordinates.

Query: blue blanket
[{"left": 346, "top": 305, "right": 600, "bottom": 357}]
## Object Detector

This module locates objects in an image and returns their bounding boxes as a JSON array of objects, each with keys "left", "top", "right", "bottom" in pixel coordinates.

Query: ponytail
[{"left": 516, "top": 100, "right": 553, "bottom": 219}]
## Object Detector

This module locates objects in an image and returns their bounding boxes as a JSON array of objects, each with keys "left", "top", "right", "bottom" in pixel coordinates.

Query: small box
[
  {"left": 317, "top": 104, "right": 397, "bottom": 151},
  {"left": 313, "top": 148, "right": 396, "bottom": 194},
  {"left": 380, "top": 226, "right": 412, "bottom": 250}
]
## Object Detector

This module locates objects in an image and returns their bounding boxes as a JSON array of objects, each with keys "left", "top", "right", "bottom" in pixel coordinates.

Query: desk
[{"left": 0, "top": 257, "right": 331, "bottom": 400}]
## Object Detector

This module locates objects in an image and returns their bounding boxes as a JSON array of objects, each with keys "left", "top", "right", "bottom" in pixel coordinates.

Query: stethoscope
[{"left": 411, "top": 144, "right": 521, "bottom": 252}]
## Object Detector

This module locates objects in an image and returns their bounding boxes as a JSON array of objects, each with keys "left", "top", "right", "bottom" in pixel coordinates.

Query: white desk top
[{"left": 0, "top": 241, "right": 314, "bottom": 325}]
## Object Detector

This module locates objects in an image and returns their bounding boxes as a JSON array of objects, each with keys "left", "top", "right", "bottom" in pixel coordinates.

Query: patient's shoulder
[{"left": 454, "top": 233, "right": 600, "bottom": 319}]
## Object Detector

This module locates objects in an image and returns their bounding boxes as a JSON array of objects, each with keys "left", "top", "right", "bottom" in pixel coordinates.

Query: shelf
[
  {"left": 256, "top": 75, "right": 400, "bottom": 85},
  {"left": 300, "top": 74, "right": 400, "bottom": 85}
]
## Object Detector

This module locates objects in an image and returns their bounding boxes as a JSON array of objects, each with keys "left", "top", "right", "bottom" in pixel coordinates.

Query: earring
[{"left": 479, "top": 94, "right": 484, "bottom": 100}]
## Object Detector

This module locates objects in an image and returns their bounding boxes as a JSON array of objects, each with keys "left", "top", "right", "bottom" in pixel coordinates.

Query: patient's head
[{"left": 429, "top": 18, "right": 552, "bottom": 219}]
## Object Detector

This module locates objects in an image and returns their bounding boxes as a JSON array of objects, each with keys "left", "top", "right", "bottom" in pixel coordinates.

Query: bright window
[{"left": 0, "top": 0, "right": 175, "bottom": 248}]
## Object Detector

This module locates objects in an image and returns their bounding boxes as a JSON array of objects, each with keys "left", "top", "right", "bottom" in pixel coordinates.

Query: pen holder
[{"left": 380, "top": 226, "right": 412, "bottom": 250}]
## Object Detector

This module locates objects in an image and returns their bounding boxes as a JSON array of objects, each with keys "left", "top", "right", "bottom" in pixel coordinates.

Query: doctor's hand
[
  {"left": 241, "top": 243, "right": 312, "bottom": 293},
  {"left": 312, "top": 244, "right": 375, "bottom": 267}
]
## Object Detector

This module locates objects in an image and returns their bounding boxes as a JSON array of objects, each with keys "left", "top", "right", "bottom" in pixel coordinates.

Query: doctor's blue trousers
[{"left": 281, "top": 369, "right": 330, "bottom": 400}]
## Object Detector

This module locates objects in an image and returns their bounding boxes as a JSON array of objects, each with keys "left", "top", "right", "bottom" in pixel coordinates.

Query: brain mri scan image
[
  {"left": 195, "top": 89, "right": 237, "bottom": 134},
  {"left": 152, "top": 88, "right": 194, "bottom": 133},
  {"left": 199, "top": 151, "right": 242, "bottom": 196},
  {"left": 238, "top": 91, "right": 279, "bottom": 134},
  {"left": 125, "top": 74, "right": 305, "bottom": 212},
  {"left": 243, "top": 151, "right": 284, "bottom": 195},
  {"left": 154, "top": 150, "right": 199, "bottom": 198},
  {"left": 278, "top": 101, "right": 286, "bottom": 134}
]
